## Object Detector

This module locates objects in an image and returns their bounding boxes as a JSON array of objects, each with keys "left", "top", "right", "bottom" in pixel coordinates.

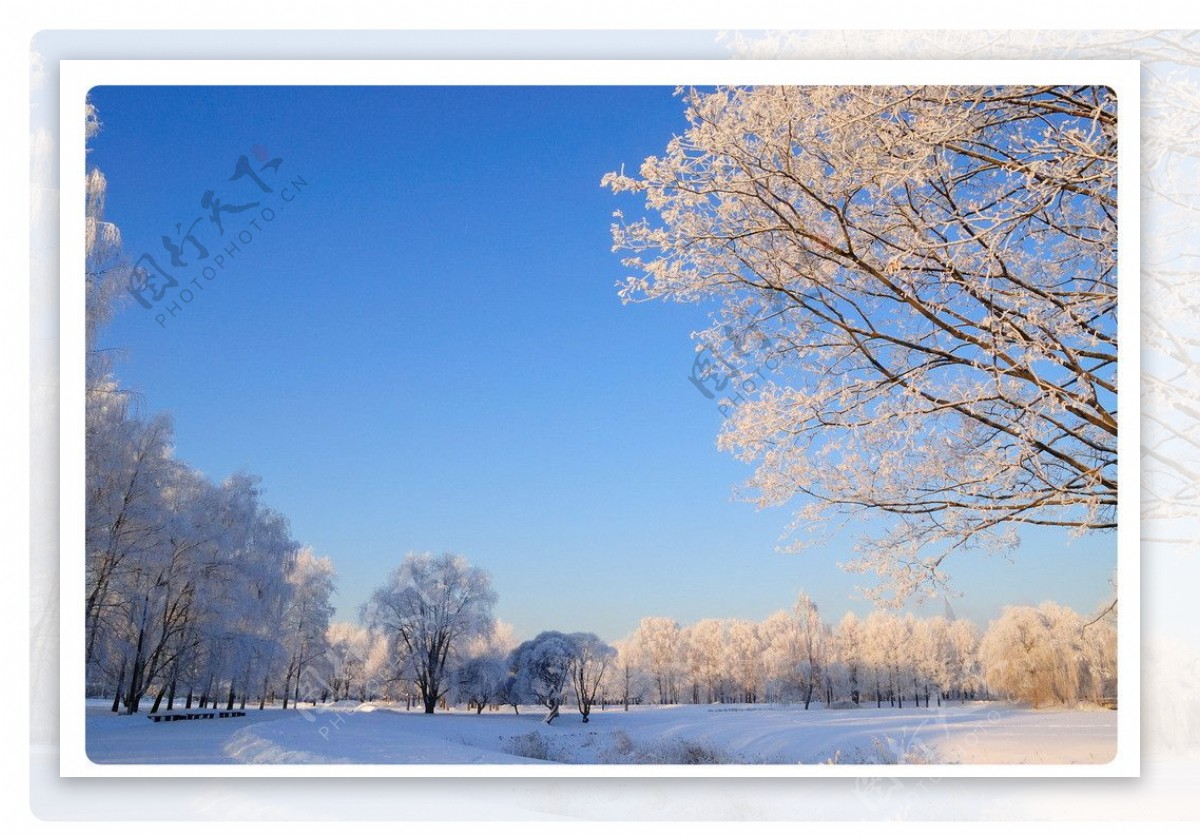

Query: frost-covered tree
[
  {"left": 911, "top": 616, "right": 950, "bottom": 707},
  {"left": 567, "top": 633, "right": 617, "bottom": 723},
  {"left": 724, "top": 618, "right": 764, "bottom": 704},
  {"left": 85, "top": 101, "right": 132, "bottom": 389},
  {"left": 605, "top": 638, "right": 649, "bottom": 711},
  {"left": 861, "top": 611, "right": 897, "bottom": 708},
  {"left": 834, "top": 612, "right": 865, "bottom": 705},
  {"left": 280, "top": 548, "right": 336, "bottom": 708},
  {"left": 509, "top": 631, "right": 577, "bottom": 724},
  {"left": 451, "top": 619, "right": 516, "bottom": 712},
  {"left": 685, "top": 618, "right": 728, "bottom": 704},
  {"left": 761, "top": 593, "right": 826, "bottom": 709},
  {"left": 761, "top": 610, "right": 801, "bottom": 703},
  {"left": 793, "top": 593, "right": 827, "bottom": 710},
  {"left": 455, "top": 653, "right": 509, "bottom": 714},
  {"left": 85, "top": 406, "right": 173, "bottom": 684},
  {"left": 606, "top": 85, "right": 1118, "bottom": 605},
  {"left": 631, "top": 617, "right": 683, "bottom": 704},
  {"left": 362, "top": 552, "right": 497, "bottom": 714},
  {"left": 979, "top": 601, "right": 1113, "bottom": 707},
  {"left": 947, "top": 618, "right": 983, "bottom": 701},
  {"left": 326, "top": 622, "right": 371, "bottom": 702}
]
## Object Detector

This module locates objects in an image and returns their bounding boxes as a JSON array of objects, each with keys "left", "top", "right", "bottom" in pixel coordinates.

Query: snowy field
[{"left": 85, "top": 700, "right": 1116, "bottom": 766}]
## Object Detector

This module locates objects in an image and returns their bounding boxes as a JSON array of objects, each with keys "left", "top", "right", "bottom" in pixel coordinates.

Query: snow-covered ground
[{"left": 85, "top": 699, "right": 1116, "bottom": 766}]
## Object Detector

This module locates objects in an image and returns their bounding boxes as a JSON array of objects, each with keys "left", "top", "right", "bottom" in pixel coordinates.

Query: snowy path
[{"left": 85, "top": 701, "right": 1116, "bottom": 765}]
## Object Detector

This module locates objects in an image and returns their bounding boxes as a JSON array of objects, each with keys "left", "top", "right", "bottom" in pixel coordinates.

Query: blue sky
[{"left": 87, "top": 85, "right": 1117, "bottom": 642}]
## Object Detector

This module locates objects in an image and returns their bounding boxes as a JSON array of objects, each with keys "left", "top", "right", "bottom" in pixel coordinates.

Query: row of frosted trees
[
  {"left": 613, "top": 598, "right": 983, "bottom": 711},
  {"left": 316, "top": 553, "right": 617, "bottom": 725},
  {"left": 84, "top": 383, "right": 338, "bottom": 714},
  {"left": 85, "top": 381, "right": 338, "bottom": 714},
  {"left": 610, "top": 595, "right": 1117, "bottom": 710},
  {"left": 316, "top": 584, "right": 1116, "bottom": 719},
  {"left": 85, "top": 105, "right": 338, "bottom": 714}
]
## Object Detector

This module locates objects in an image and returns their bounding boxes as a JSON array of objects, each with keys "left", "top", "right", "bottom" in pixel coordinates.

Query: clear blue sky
[{"left": 87, "top": 85, "right": 1117, "bottom": 642}]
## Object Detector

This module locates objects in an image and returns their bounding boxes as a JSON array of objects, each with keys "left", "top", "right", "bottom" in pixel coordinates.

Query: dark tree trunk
[
  {"left": 199, "top": 673, "right": 213, "bottom": 710},
  {"left": 150, "top": 688, "right": 165, "bottom": 714},
  {"left": 111, "top": 658, "right": 127, "bottom": 714},
  {"left": 226, "top": 683, "right": 236, "bottom": 711},
  {"left": 125, "top": 648, "right": 146, "bottom": 714},
  {"left": 167, "top": 678, "right": 176, "bottom": 711}
]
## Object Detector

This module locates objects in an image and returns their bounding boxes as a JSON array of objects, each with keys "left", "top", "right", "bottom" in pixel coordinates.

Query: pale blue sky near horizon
[{"left": 87, "top": 85, "right": 1117, "bottom": 642}]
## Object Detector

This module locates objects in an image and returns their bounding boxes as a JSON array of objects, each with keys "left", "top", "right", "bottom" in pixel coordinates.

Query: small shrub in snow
[
  {"left": 504, "top": 731, "right": 563, "bottom": 762},
  {"left": 608, "top": 729, "right": 635, "bottom": 757},
  {"left": 600, "top": 732, "right": 742, "bottom": 765}
]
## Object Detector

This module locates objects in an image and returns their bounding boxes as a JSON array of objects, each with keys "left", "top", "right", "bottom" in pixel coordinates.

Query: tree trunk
[
  {"left": 125, "top": 651, "right": 147, "bottom": 715},
  {"left": 110, "top": 658, "right": 126, "bottom": 714},
  {"left": 226, "top": 683, "right": 236, "bottom": 711},
  {"left": 125, "top": 645, "right": 146, "bottom": 714},
  {"left": 167, "top": 678, "right": 176, "bottom": 711},
  {"left": 150, "top": 688, "right": 165, "bottom": 714}
]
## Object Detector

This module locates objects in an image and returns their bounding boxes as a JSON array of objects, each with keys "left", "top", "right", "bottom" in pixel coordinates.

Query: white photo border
[{"left": 60, "top": 57, "right": 1141, "bottom": 779}]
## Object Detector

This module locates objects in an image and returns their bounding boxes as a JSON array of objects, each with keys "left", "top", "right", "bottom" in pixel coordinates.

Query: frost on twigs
[{"left": 606, "top": 85, "right": 1118, "bottom": 605}]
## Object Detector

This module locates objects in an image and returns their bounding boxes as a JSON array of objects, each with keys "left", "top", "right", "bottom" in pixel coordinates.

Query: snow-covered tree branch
[{"left": 605, "top": 85, "right": 1119, "bottom": 604}]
